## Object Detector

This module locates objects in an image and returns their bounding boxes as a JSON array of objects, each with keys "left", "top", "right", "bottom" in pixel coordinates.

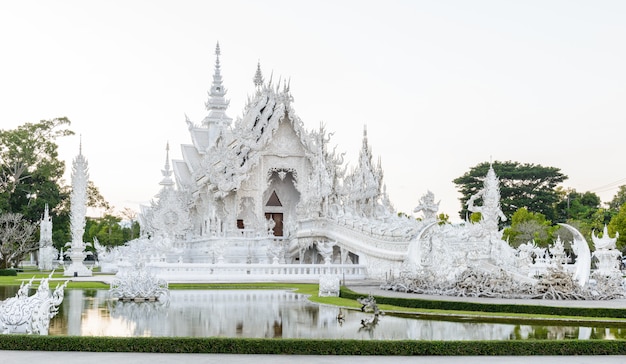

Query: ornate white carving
[
  {"left": 109, "top": 262, "right": 169, "bottom": 301},
  {"left": 38, "top": 204, "right": 58, "bottom": 271},
  {"left": 318, "top": 274, "right": 340, "bottom": 297},
  {"left": 0, "top": 275, "right": 68, "bottom": 334},
  {"left": 64, "top": 144, "right": 92, "bottom": 277},
  {"left": 413, "top": 190, "right": 440, "bottom": 221}
]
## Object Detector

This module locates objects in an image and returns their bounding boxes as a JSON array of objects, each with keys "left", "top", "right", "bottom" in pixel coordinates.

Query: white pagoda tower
[
  {"left": 38, "top": 204, "right": 57, "bottom": 271},
  {"left": 64, "top": 142, "right": 92, "bottom": 277}
]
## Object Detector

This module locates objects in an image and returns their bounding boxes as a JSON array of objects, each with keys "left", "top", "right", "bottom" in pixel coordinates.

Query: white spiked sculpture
[
  {"left": 38, "top": 204, "right": 57, "bottom": 271},
  {"left": 64, "top": 141, "right": 92, "bottom": 277}
]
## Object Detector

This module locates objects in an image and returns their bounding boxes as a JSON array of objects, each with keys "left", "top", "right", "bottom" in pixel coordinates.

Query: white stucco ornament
[{"left": 0, "top": 275, "right": 68, "bottom": 334}]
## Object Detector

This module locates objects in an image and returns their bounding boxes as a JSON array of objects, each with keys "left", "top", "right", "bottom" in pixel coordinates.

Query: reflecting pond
[{"left": 2, "top": 287, "right": 626, "bottom": 340}]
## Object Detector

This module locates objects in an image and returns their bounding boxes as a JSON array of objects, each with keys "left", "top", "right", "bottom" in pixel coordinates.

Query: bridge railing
[{"left": 146, "top": 262, "right": 367, "bottom": 281}]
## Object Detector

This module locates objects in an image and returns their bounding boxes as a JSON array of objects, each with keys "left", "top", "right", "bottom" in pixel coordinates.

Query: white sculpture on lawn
[
  {"left": 38, "top": 204, "right": 58, "bottom": 271},
  {"left": 96, "top": 42, "right": 622, "bottom": 300},
  {"left": 109, "top": 261, "right": 169, "bottom": 302},
  {"left": 0, "top": 274, "right": 68, "bottom": 334},
  {"left": 590, "top": 225, "right": 622, "bottom": 288},
  {"left": 63, "top": 142, "right": 92, "bottom": 277}
]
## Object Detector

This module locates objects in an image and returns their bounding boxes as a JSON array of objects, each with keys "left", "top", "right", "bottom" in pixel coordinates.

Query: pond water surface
[{"left": 2, "top": 287, "right": 626, "bottom": 340}]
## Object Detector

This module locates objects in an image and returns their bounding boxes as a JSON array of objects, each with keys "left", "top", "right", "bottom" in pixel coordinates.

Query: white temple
[
  {"left": 134, "top": 43, "right": 420, "bottom": 280},
  {"left": 106, "top": 43, "right": 623, "bottom": 298}
]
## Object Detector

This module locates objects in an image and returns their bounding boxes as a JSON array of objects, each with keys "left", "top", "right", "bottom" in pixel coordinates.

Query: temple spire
[
  {"left": 253, "top": 60, "right": 264, "bottom": 90},
  {"left": 160, "top": 142, "right": 174, "bottom": 189},
  {"left": 202, "top": 41, "right": 232, "bottom": 128}
]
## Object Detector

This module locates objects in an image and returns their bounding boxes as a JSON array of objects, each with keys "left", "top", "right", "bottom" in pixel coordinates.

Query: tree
[
  {"left": 554, "top": 189, "right": 603, "bottom": 223},
  {"left": 84, "top": 214, "right": 127, "bottom": 248},
  {"left": 608, "top": 202, "right": 626, "bottom": 252},
  {"left": 121, "top": 207, "right": 140, "bottom": 241},
  {"left": 0, "top": 118, "right": 74, "bottom": 223},
  {"left": 608, "top": 185, "right": 626, "bottom": 212},
  {"left": 0, "top": 212, "right": 38, "bottom": 269},
  {"left": 453, "top": 161, "right": 567, "bottom": 222},
  {"left": 502, "top": 207, "right": 556, "bottom": 247}
]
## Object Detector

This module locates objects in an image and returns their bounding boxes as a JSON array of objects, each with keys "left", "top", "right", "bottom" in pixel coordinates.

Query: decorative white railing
[
  {"left": 146, "top": 262, "right": 366, "bottom": 281},
  {"left": 295, "top": 218, "right": 410, "bottom": 261}
]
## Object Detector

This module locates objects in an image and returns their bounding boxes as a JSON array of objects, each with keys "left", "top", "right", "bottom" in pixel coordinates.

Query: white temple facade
[
  {"left": 129, "top": 43, "right": 624, "bottom": 298},
  {"left": 137, "top": 43, "right": 418, "bottom": 279}
]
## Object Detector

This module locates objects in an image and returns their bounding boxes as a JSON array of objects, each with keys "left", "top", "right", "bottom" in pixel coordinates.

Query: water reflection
[{"left": 2, "top": 288, "right": 626, "bottom": 340}]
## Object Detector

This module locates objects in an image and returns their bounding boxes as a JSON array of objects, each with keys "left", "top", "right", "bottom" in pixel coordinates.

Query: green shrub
[
  {"left": 340, "top": 287, "right": 626, "bottom": 319},
  {"left": 0, "top": 336, "right": 625, "bottom": 355},
  {"left": 0, "top": 269, "right": 18, "bottom": 276}
]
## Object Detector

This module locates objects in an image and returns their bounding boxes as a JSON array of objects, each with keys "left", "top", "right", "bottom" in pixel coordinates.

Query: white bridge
[{"left": 133, "top": 216, "right": 417, "bottom": 282}]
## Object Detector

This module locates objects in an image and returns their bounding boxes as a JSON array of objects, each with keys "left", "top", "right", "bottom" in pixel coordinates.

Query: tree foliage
[
  {"left": 502, "top": 208, "right": 556, "bottom": 247},
  {"left": 608, "top": 202, "right": 626, "bottom": 251},
  {"left": 554, "top": 188, "right": 603, "bottom": 223},
  {"left": 84, "top": 214, "right": 139, "bottom": 249},
  {"left": 608, "top": 185, "right": 626, "bottom": 212},
  {"left": 0, "top": 118, "right": 74, "bottom": 221},
  {"left": 453, "top": 161, "right": 567, "bottom": 222}
]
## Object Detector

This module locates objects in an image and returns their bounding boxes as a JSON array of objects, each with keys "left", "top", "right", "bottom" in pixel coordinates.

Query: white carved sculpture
[
  {"left": 38, "top": 204, "right": 58, "bottom": 271},
  {"left": 591, "top": 225, "right": 621, "bottom": 277},
  {"left": 466, "top": 164, "right": 507, "bottom": 234},
  {"left": 0, "top": 275, "right": 68, "bottom": 334},
  {"left": 316, "top": 240, "right": 336, "bottom": 264},
  {"left": 559, "top": 223, "right": 591, "bottom": 287},
  {"left": 318, "top": 274, "right": 340, "bottom": 297},
  {"left": 413, "top": 190, "right": 440, "bottom": 221},
  {"left": 64, "top": 143, "right": 92, "bottom": 277},
  {"left": 109, "top": 262, "right": 169, "bottom": 301}
]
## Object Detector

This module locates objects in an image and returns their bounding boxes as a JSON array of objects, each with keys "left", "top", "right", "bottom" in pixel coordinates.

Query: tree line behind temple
[{"left": 1, "top": 119, "right": 626, "bottom": 269}]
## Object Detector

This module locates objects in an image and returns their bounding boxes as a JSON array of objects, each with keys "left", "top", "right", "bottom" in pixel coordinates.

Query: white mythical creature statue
[
  {"left": 0, "top": 274, "right": 68, "bottom": 335},
  {"left": 466, "top": 164, "right": 507, "bottom": 233},
  {"left": 316, "top": 240, "right": 336, "bottom": 264},
  {"left": 413, "top": 190, "right": 440, "bottom": 221}
]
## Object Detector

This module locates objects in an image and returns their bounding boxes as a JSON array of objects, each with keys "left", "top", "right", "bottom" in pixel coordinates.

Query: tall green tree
[
  {"left": 453, "top": 161, "right": 567, "bottom": 223},
  {"left": 0, "top": 118, "right": 74, "bottom": 222}
]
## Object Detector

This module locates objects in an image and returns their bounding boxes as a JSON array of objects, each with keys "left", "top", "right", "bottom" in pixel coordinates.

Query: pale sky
[{"left": 1, "top": 1, "right": 625, "bottom": 221}]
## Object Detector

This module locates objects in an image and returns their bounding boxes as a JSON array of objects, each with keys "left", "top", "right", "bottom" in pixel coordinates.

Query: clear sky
[{"left": 1, "top": 0, "right": 625, "bottom": 221}]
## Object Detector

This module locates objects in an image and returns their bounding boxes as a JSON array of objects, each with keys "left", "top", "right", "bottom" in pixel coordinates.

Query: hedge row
[
  {"left": 0, "top": 335, "right": 625, "bottom": 355},
  {"left": 340, "top": 287, "right": 626, "bottom": 319},
  {"left": 0, "top": 269, "right": 17, "bottom": 276}
]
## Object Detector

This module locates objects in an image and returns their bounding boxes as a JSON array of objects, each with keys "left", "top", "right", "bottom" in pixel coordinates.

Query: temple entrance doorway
[
  {"left": 265, "top": 212, "right": 283, "bottom": 236},
  {"left": 264, "top": 169, "right": 300, "bottom": 238}
]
